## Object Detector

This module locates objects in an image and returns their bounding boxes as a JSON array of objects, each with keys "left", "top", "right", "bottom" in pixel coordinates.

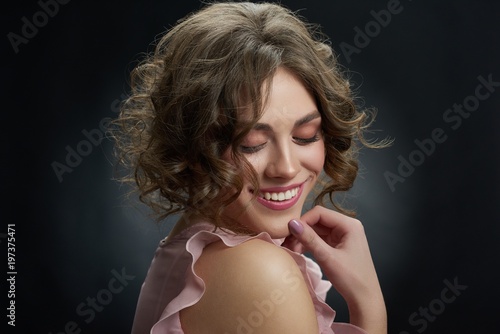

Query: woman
[{"left": 112, "top": 2, "right": 388, "bottom": 333}]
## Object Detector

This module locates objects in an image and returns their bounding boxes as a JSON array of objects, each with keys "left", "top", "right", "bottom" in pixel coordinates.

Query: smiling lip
[{"left": 255, "top": 182, "right": 305, "bottom": 211}]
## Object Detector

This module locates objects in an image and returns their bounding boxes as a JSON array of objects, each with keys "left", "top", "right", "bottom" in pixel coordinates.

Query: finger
[
  {"left": 282, "top": 235, "right": 304, "bottom": 253},
  {"left": 288, "top": 219, "right": 331, "bottom": 262},
  {"left": 309, "top": 223, "right": 331, "bottom": 236}
]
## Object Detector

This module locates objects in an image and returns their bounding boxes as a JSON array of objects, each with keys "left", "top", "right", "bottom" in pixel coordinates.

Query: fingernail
[{"left": 288, "top": 219, "right": 304, "bottom": 235}]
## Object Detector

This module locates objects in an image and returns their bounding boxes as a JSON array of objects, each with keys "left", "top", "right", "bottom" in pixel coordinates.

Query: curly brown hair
[{"left": 111, "top": 1, "right": 388, "bottom": 228}]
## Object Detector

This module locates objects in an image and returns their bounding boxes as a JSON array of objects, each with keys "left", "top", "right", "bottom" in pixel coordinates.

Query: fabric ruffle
[{"left": 149, "top": 223, "right": 367, "bottom": 334}]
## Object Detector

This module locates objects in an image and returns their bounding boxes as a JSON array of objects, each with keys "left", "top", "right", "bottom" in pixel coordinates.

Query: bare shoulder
[{"left": 180, "top": 238, "right": 319, "bottom": 333}]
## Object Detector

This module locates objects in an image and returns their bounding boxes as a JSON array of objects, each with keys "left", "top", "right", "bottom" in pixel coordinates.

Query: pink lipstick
[{"left": 256, "top": 182, "right": 304, "bottom": 211}]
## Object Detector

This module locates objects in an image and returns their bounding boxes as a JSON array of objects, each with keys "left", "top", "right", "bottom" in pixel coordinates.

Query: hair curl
[{"left": 111, "top": 1, "right": 389, "bottom": 228}]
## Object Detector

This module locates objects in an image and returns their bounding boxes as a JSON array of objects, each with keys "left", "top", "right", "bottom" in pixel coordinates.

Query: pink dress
[{"left": 131, "top": 222, "right": 368, "bottom": 334}]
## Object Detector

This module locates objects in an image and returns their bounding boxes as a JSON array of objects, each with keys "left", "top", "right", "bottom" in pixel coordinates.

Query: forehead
[{"left": 257, "top": 68, "right": 318, "bottom": 124}]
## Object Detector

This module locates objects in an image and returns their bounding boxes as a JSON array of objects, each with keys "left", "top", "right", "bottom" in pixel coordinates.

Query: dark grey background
[{"left": 4, "top": 0, "right": 499, "bottom": 333}]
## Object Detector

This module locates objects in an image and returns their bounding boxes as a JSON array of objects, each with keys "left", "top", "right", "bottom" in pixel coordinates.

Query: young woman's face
[{"left": 222, "top": 67, "right": 325, "bottom": 238}]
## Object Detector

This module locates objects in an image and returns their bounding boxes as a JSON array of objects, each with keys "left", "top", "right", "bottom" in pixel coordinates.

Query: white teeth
[{"left": 260, "top": 187, "right": 300, "bottom": 202}]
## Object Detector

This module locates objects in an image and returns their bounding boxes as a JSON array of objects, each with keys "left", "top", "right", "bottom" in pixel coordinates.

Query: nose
[{"left": 265, "top": 142, "right": 300, "bottom": 180}]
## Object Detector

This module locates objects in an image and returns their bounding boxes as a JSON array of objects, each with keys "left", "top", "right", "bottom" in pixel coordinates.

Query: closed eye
[
  {"left": 293, "top": 134, "right": 320, "bottom": 145},
  {"left": 239, "top": 142, "right": 267, "bottom": 154}
]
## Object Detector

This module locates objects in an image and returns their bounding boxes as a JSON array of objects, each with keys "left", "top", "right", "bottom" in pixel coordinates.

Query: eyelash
[
  {"left": 239, "top": 134, "right": 320, "bottom": 154},
  {"left": 293, "top": 134, "right": 320, "bottom": 145},
  {"left": 239, "top": 143, "right": 266, "bottom": 154}
]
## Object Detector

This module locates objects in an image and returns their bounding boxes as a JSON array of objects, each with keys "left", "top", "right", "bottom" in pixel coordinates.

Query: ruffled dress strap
[{"left": 150, "top": 223, "right": 368, "bottom": 334}]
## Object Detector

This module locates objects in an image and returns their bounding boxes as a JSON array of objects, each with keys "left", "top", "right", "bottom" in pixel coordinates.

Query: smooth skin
[
  {"left": 179, "top": 68, "right": 387, "bottom": 333},
  {"left": 180, "top": 68, "right": 324, "bottom": 333},
  {"left": 219, "top": 67, "right": 325, "bottom": 239},
  {"left": 181, "top": 238, "right": 319, "bottom": 333}
]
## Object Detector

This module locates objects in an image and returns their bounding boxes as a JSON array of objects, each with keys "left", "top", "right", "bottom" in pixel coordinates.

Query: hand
[{"left": 283, "top": 205, "right": 387, "bottom": 334}]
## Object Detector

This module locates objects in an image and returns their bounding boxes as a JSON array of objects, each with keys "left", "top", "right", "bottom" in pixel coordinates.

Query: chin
[
  {"left": 222, "top": 192, "right": 307, "bottom": 239},
  {"left": 259, "top": 223, "right": 291, "bottom": 239},
  {"left": 246, "top": 206, "right": 304, "bottom": 239}
]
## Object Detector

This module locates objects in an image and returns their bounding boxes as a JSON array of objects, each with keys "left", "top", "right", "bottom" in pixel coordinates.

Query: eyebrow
[{"left": 253, "top": 111, "right": 321, "bottom": 132}]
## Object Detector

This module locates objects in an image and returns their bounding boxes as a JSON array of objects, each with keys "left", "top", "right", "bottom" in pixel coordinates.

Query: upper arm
[{"left": 180, "top": 238, "right": 319, "bottom": 333}]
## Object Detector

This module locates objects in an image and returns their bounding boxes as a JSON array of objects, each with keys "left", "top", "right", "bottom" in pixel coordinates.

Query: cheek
[
  {"left": 302, "top": 142, "right": 325, "bottom": 172},
  {"left": 244, "top": 153, "right": 265, "bottom": 176}
]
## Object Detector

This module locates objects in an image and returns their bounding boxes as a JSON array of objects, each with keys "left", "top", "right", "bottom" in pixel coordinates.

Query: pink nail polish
[{"left": 288, "top": 219, "right": 304, "bottom": 235}]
